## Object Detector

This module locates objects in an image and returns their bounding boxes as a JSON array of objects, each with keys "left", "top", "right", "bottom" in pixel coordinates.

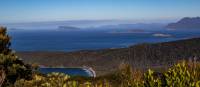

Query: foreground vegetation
[
  {"left": 0, "top": 26, "right": 200, "bottom": 87},
  {"left": 4, "top": 60, "right": 200, "bottom": 87}
]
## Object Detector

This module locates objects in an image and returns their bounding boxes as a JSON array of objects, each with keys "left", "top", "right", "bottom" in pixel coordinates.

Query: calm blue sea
[
  {"left": 38, "top": 68, "right": 95, "bottom": 77},
  {"left": 8, "top": 29, "right": 200, "bottom": 52}
]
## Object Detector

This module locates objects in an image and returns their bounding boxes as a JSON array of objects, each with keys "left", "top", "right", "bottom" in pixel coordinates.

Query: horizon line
[{"left": 1, "top": 18, "right": 181, "bottom": 24}]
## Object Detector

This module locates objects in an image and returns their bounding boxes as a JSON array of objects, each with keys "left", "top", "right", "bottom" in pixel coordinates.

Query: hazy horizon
[{"left": 0, "top": 0, "right": 200, "bottom": 23}]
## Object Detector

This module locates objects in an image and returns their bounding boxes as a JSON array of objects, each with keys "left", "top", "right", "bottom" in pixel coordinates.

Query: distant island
[
  {"left": 108, "top": 29, "right": 151, "bottom": 34},
  {"left": 166, "top": 17, "right": 200, "bottom": 29},
  {"left": 152, "top": 33, "right": 172, "bottom": 37},
  {"left": 58, "top": 26, "right": 80, "bottom": 30}
]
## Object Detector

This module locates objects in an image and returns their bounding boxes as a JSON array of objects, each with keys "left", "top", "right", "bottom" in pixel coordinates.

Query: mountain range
[{"left": 166, "top": 17, "right": 200, "bottom": 29}]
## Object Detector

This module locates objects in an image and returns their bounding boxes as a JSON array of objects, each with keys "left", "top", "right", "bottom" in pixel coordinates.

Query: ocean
[{"left": 8, "top": 29, "right": 200, "bottom": 52}]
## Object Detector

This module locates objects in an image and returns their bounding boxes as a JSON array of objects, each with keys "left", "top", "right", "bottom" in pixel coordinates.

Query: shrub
[
  {"left": 14, "top": 73, "right": 70, "bottom": 87},
  {"left": 144, "top": 61, "right": 200, "bottom": 87}
]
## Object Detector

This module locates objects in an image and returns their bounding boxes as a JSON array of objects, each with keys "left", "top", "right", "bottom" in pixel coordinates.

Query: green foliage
[
  {"left": 0, "top": 27, "right": 33, "bottom": 86},
  {"left": 12, "top": 61, "right": 200, "bottom": 87},
  {"left": 144, "top": 69, "right": 162, "bottom": 87},
  {"left": 0, "top": 26, "right": 11, "bottom": 54},
  {"left": 14, "top": 73, "right": 70, "bottom": 87},
  {"left": 143, "top": 61, "right": 200, "bottom": 87},
  {"left": 165, "top": 62, "right": 193, "bottom": 86}
]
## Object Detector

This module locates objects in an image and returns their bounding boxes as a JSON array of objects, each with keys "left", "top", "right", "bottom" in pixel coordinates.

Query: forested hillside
[{"left": 18, "top": 38, "right": 200, "bottom": 75}]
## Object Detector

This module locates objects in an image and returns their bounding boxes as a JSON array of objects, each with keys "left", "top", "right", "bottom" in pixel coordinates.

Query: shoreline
[{"left": 17, "top": 37, "right": 200, "bottom": 76}]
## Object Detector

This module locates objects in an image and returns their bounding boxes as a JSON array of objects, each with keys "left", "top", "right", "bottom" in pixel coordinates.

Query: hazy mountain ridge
[
  {"left": 1, "top": 20, "right": 167, "bottom": 31},
  {"left": 166, "top": 17, "right": 200, "bottom": 29},
  {"left": 2, "top": 20, "right": 137, "bottom": 29},
  {"left": 95, "top": 23, "right": 165, "bottom": 30}
]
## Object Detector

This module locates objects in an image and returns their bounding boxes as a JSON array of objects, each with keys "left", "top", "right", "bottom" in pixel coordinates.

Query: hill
[
  {"left": 17, "top": 38, "right": 200, "bottom": 75},
  {"left": 166, "top": 17, "right": 200, "bottom": 29},
  {"left": 96, "top": 23, "right": 165, "bottom": 30}
]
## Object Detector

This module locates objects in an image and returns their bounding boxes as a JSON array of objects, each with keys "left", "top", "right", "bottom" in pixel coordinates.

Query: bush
[
  {"left": 14, "top": 73, "right": 70, "bottom": 87},
  {"left": 144, "top": 61, "right": 200, "bottom": 87}
]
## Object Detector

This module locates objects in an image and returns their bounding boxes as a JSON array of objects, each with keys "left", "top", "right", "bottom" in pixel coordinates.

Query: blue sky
[{"left": 0, "top": 0, "right": 200, "bottom": 23}]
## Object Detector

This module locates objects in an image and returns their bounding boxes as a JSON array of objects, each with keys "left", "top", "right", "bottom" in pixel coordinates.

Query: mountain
[
  {"left": 2, "top": 20, "right": 137, "bottom": 29},
  {"left": 96, "top": 23, "right": 165, "bottom": 30},
  {"left": 108, "top": 29, "right": 151, "bottom": 34},
  {"left": 18, "top": 37, "right": 200, "bottom": 75},
  {"left": 166, "top": 17, "right": 200, "bottom": 29}
]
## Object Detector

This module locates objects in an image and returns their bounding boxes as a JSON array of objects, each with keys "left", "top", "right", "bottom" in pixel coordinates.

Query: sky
[{"left": 0, "top": 0, "right": 200, "bottom": 23}]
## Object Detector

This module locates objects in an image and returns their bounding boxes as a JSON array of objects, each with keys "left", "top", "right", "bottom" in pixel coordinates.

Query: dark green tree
[
  {"left": 0, "top": 26, "right": 11, "bottom": 54},
  {"left": 0, "top": 26, "right": 33, "bottom": 86}
]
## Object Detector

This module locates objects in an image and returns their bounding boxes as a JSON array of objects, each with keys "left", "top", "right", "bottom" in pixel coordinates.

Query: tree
[
  {"left": 0, "top": 26, "right": 33, "bottom": 86},
  {"left": 0, "top": 26, "right": 11, "bottom": 54}
]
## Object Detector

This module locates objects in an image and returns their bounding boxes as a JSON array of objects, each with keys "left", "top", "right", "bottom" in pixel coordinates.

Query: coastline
[{"left": 16, "top": 37, "right": 200, "bottom": 76}]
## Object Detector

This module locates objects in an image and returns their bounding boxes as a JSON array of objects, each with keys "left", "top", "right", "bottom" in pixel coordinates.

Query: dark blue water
[
  {"left": 8, "top": 29, "right": 200, "bottom": 52},
  {"left": 38, "top": 68, "right": 95, "bottom": 77}
]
